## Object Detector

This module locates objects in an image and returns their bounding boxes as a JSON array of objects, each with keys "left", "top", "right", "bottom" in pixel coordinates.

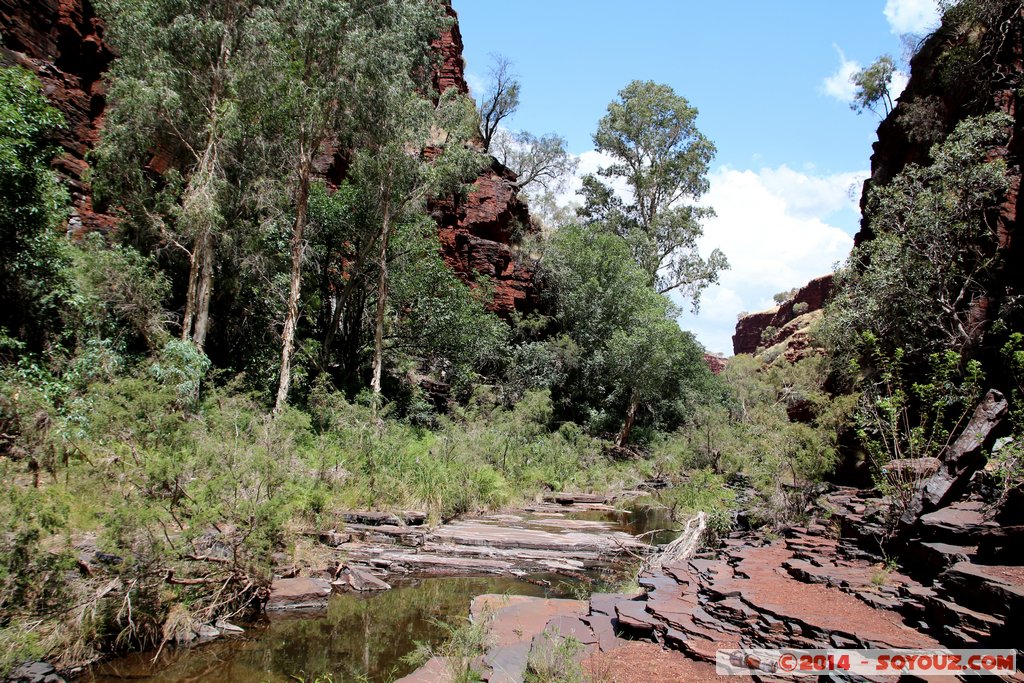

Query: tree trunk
[
  {"left": 179, "top": 14, "right": 232, "bottom": 348},
  {"left": 191, "top": 229, "right": 215, "bottom": 349},
  {"left": 274, "top": 156, "right": 312, "bottom": 413},
  {"left": 616, "top": 389, "right": 640, "bottom": 448},
  {"left": 370, "top": 208, "right": 392, "bottom": 397},
  {"left": 181, "top": 241, "right": 200, "bottom": 343}
]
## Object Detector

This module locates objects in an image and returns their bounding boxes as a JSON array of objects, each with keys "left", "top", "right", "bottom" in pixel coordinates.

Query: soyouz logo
[{"left": 716, "top": 648, "right": 1017, "bottom": 677}]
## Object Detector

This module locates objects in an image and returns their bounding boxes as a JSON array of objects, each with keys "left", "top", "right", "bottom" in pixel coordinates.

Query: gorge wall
[
  {"left": 0, "top": 0, "right": 538, "bottom": 316},
  {"left": 855, "top": 1, "right": 1023, "bottom": 351},
  {"left": 1, "top": 0, "right": 115, "bottom": 235},
  {"left": 732, "top": 274, "right": 833, "bottom": 359},
  {"left": 733, "top": 2, "right": 1024, "bottom": 361}
]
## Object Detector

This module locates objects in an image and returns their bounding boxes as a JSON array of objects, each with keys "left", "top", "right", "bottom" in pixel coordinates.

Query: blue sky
[{"left": 453, "top": 0, "right": 944, "bottom": 354}]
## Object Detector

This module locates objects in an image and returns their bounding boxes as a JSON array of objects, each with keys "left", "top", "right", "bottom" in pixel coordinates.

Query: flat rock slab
[
  {"left": 483, "top": 641, "right": 530, "bottom": 683},
  {"left": 340, "top": 510, "right": 427, "bottom": 526},
  {"left": 265, "top": 577, "right": 332, "bottom": 611},
  {"left": 430, "top": 520, "right": 645, "bottom": 554},
  {"left": 471, "top": 594, "right": 588, "bottom": 647},
  {"left": 711, "top": 543, "right": 941, "bottom": 649},
  {"left": 919, "top": 504, "right": 995, "bottom": 537},
  {"left": 394, "top": 656, "right": 453, "bottom": 683},
  {"left": 333, "top": 566, "right": 391, "bottom": 591},
  {"left": 543, "top": 492, "right": 610, "bottom": 504}
]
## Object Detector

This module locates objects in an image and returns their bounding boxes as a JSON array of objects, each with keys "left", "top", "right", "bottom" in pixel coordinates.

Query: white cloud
[
  {"left": 464, "top": 71, "right": 486, "bottom": 100},
  {"left": 891, "top": 69, "right": 911, "bottom": 101},
  {"left": 884, "top": 0, "right": 941, "bottom": 34},
  {"left": 675, "top": 166, "right": 867, "bottom": 354},
  {"left": 539, "top": 153, "right": 867, "bottom": 355},
  {"left": 822, "top": 45, "right": 860, "bottom": 103}
]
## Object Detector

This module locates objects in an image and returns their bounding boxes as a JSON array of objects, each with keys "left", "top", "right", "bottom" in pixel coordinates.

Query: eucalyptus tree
[
  {"left": 477, "top": 54, "right": 520, "bottom": 152},
  {"left": 492, "top": 130, "right": 577, "bottom": 194},
  {"left": 542, "top": 224, "right": 712, "bottom": 445},
  {"left": 240, "top": 0, "right": 448, "bottom": 412},
  {"left": 94, "top": 0, "right": 258, "bottom": 351},
  {"left": 580, "top": 80, "right": 727, "bottom": 308},
  {"left": 350, "top": 89, "right": 486, "bottom": 397},
  {"left": 850, "top": 55, "right": 898, "bottom": 118}
]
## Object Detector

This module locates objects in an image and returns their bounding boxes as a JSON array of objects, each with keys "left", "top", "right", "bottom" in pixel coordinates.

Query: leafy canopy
[{"left": 579, "top": 80, "right": 727, "bottom": 306}]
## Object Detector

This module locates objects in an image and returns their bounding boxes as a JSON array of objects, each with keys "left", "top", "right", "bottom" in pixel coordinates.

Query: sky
[{"left": 452, "top": 0, "right": 944, "bottom": 355}]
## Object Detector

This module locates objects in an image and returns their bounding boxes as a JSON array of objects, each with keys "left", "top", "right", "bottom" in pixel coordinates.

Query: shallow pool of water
[{"left": 86, "top": 574, "right": 581, "bottom": 683}]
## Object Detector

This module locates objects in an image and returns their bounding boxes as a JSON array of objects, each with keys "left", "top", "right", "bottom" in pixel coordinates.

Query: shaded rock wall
[
  {"left": 732, "top": 274, "right": 833, "bottom": 356},
  {"left": 855, "top": 3, "right": 1024, "bottom": 351},
  {"left": 1, "top": 0, "right": 115, "bottom": 234}
]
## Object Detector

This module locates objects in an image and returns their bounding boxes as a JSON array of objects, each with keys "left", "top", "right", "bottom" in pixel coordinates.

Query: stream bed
[{"left": 85, "top": 501, "right": 675, "bottom": 683}]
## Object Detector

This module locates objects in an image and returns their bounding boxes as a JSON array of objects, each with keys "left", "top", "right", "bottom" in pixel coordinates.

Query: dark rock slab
[
  {"left": 976, "top": 525, "right": 1024, "bottom": 564},
  {"left": 345, "top": 523, "right": 426, "bottom": 547},
  {"left": 340, "top": 510, "right": 426, "bottom": 526},
  {"left": 583, "top": 611, "right": 622, "bottom": 653},
  {"left": 542, "top": 492, "right": 609, "bottom": 505},
  {"left": 8, "top": 662, "right": 64, "bottom": 683},
  {"left": 900, "top": 389, "right": 1008, "bottom": 525},
  {"left": 939, "top": 561, "right": 1024, "bottom": 615},
  {"left": 333, "top": 566, "right": 390, "bottom": 592},
  {"left": 483, "top": 642, "right": 529, "bottom": 683},
  {"left": 265, "top": 577, "right": 332, "bottom": 611},
  {"left": 614, "top": 599, "right": 659, "bottom": 635}
]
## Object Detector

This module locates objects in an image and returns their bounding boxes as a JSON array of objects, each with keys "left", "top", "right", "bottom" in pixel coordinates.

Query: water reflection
[{"left": 87, "top": 575, "right": 577, "bottom": 683}]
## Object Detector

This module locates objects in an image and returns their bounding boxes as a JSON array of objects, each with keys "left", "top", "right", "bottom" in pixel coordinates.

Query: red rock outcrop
[
  {"left": 703, "top": 353, "right": 727, "bottom": 375},
  {"left": 432, "top": 158, "right": 539, "bottom": 315},
  {"left": 854, "top": 2, "right": 1024, "bottom": 351},
  {"left": 732, "top": 274, "right": 833, "bottom": 356},
  {"left": 425, "top": 5, "right": 539, "bottom": 315},
  {"left": 1, "top": 0, "right": 115, "bottom": 234},
  {"left": 430, "top": 1, "right": 469, "bottom": 98}
]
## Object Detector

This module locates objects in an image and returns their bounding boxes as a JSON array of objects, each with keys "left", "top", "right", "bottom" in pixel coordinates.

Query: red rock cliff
[
  {"left": 1, "top": 0, "right": 115, "bottom": 234},
  {"left": 427, "top": 4, "right": 539, "bottom": 315},
  {"left": 853, "top": 1, "right": 1023, "bottom": 353},
  {"left": 732, "top": 274, "right": 833, "bottom": 357},
  {"left": 2, "top": 0, "right": 538, "bottom": 315}
]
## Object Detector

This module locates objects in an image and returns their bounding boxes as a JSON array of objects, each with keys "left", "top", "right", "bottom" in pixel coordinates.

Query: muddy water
[{"left": 85, "top": 503, "right": 676, "bottom": 683}]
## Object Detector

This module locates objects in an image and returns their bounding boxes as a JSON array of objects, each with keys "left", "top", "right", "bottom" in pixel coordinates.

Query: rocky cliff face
[
  {"left": 426, "top": 5, "right": 539, "bottom": 316},
  {"left": 1, "top": 0, "right": 115, "bottom": 234},
  {"left": 2, "top": 0, "right": 538, "bottom": 315},
  {"left": 732, "top": 274, "right": 833, "bottom": 358},
  {"left": 856, "top": 2, "right": 1023, "bottom": 346}
]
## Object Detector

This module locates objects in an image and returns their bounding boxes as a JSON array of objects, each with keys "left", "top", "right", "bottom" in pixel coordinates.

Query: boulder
[
  {"left": 265, "top": 577, "right": 332, "bottom": 611},
  {"left": 7, "top": 662, "right": 64, "bottom": 683},
  {"left": 333, "top": 566, "right": 391, "bottom": 592}
]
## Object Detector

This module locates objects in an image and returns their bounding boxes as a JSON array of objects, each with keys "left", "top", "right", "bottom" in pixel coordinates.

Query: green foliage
[
  {"left": 850, "top": 55, "right": 897, "bottom": 117},
  {"left": 825, "top": 112, "right": 1012, "bottom": 371},
  {"left": 149, "top": 339, "right": 212, "bottom": 409},
  {"left": 580, "top": 80, "right": 727, "bottom": 305},
  {"left": 655, "top": 355, "right": 850, "bottom": 527},
  {"left": 852, "top": 333, "right": 984, "bottom": 510},
  {"left": 773, "top": 287, "right": 799, "bottom": 304},
  {"left": 525, "top": 632, "right": 585, "bottom": 683},
  {"left": 538, "top": 224, "right": 714, "bottom": 443},
  {"left": 405, "top": 614, "right": 492, "bottom": 683},
  {"left": 0, "top": 66, "right": 75, "bottom": 350},
  {"left": 73, "top": 233, "right": 171, "bottom": 352}
]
